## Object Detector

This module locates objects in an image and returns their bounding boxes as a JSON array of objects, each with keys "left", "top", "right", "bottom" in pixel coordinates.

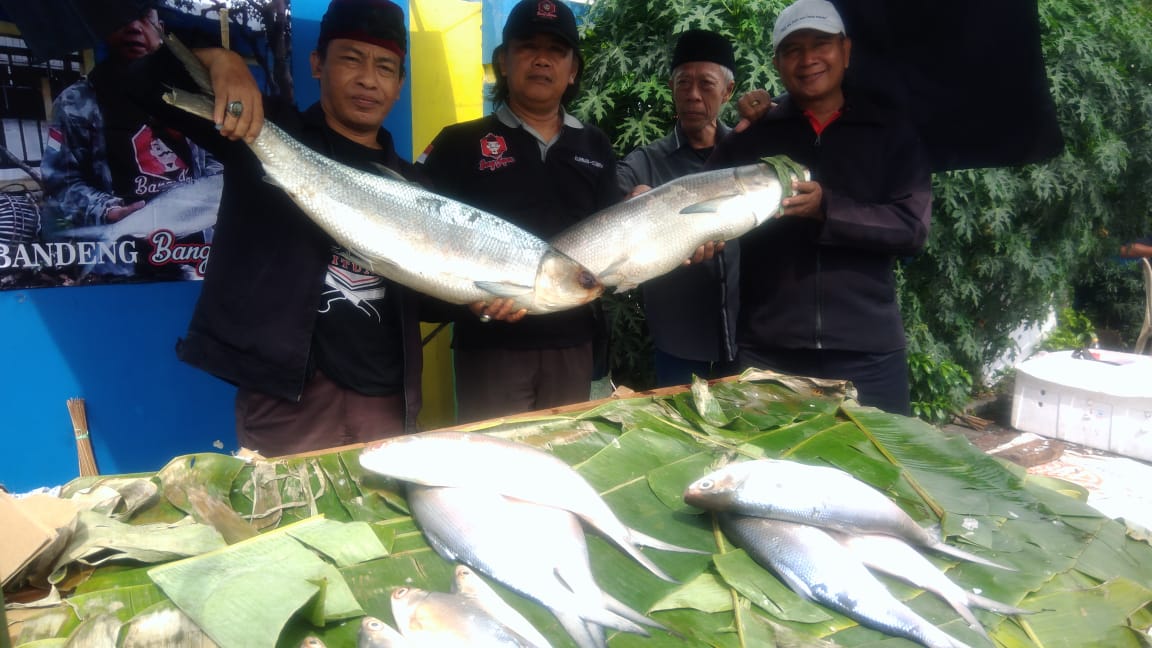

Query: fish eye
[
  {"left": 697, "top": 479, "right": 714, "bottom": 490},
  {"left": 392, "top": 587, "right": 408, "bottom": 597}
]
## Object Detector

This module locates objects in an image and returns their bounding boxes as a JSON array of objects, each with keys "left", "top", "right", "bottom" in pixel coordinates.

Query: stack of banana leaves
[{"left": 6, "top": 370, "right": 1152, "bottom": 647}]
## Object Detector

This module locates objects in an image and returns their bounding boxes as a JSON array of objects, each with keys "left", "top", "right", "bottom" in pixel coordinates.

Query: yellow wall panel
[{"left": 410, "top": 0, "right": 483, "bottom": 430}]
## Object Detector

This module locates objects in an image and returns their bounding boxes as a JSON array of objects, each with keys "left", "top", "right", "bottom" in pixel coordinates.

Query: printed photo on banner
[{"left": 0, "top": 0, "right": 290, "bottom": 290}]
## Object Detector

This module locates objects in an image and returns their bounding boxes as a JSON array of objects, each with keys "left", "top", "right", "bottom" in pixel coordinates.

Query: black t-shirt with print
[{"left": 310, "top": 134, "right": 404, "bottom": 396}]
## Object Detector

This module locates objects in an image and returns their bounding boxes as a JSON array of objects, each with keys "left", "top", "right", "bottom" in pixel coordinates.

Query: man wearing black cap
[
  {"left": 616, "top": 29, "right": 740, "bottom": 387},
  {"left": 416, "top": 0, "right": 622, "bottom": 423},
  {"left": 123, "top": 0, "right": 443, "bottom": 454}
]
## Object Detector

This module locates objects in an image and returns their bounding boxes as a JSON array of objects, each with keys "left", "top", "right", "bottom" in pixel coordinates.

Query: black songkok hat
[
  {"left": 670, "top": 29, "right": 736, "bottom": 74},
  {"left": 318, "top": 0, "right": 407, "bottom": 60}
]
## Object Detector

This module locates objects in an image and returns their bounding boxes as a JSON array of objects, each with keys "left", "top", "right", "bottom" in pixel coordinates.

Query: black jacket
[
  {"left": 125, "top": 48, "right": 424, "bottom": 428},
  {"left": 709, "top": 93, "right": 932, "bottom": 353},
  {"left": 417, "top": 109, "right": 622, "bottom": 351}
]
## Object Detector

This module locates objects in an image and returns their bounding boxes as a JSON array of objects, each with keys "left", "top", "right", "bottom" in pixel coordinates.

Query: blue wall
[{"left": 0, "top": 0, "right": 413, "bottom": 493}]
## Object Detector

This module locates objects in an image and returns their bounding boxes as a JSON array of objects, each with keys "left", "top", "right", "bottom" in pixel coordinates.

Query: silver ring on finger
[{"left": 227, "top": 100, "right": 244, "bottom": 117}]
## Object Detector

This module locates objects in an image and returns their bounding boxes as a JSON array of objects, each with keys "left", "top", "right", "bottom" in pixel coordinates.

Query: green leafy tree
[{"left": 574, "top": 0, "right": 1152, "bottom": 401}]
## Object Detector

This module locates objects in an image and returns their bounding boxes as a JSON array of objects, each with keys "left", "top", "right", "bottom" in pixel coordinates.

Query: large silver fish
[
  {"left": 452, "top": 565, "right": 552, "bottom": 648},
  {"left": 720, "top": 514, "right": 974, "bottom": 648},
  {"left": 52, "top": 174, "right": 222, "bottom": 243},
  {"left": 683, "top": 458, "right": 1011, "bottom": 569},
  {"left": 159, "top": 37, "right": 601, "bottom": 314},
  {"left": 359, "top": 431, "right": 704, "bottom": 583},
  {"left": 407, "top": 484, "right": 662, "bottom": 648},
  {"left": 390, "top": 585, "right": 535, "bottom": 647},
  {"left": 836, "top": 532, "right": 1031, "bottom": 641},
  {"left": 358, "top": 616, "right": 409, "bottom": 648},
  {"left": 550, "top": 159, "right": 808, "bottom": 292}
]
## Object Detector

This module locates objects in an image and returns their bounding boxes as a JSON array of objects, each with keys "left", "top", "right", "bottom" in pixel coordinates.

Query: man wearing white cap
[{"left": 709, "top": 0, "right": 932, "bottom": 415}]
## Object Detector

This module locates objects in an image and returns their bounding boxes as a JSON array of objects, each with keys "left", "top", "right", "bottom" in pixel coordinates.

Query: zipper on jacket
[{"left": 815, "top": 243, "right": 823, "bottom": 349}]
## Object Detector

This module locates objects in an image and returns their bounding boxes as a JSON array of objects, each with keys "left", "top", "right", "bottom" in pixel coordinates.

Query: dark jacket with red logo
[
  {"left": 417, "top": 108, "right": 622, "bottom": 351},
  {"left": 121, "top": 47, "right": 425, "bottom": 428},
  {"left": 708, "top": 92, "right": 932, "bottom": 354}
]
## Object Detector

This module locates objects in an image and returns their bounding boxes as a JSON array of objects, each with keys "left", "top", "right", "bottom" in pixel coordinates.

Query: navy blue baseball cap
[{"left": 502, "top": 0, "right": 579, "bottom": 51}]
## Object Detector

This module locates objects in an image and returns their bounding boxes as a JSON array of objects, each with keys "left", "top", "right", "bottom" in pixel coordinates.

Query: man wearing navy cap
[
  {"left": 417, "top": 0, "right": 623, "bottom": 423},
  {"left": 616, "top": 29, "right": 740, "bottom": 387},
  {"left": 124, "top": 0, "right": 446, "bottom": 454},
  {"left": 709, "top": 0, "right": 932, "bottom": 415}
]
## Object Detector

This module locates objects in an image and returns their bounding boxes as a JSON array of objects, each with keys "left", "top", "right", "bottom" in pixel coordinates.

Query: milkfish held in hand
[
  {"left": 836, "top": 532, "right": 1032, "bottom": 641},
  {"left": 720, "top": 513, "right": 975, "bottom": 648},
  {"left": 550, "top": 158, "right": 808, "bottom": 292},
  {"left": 452, "top": 565, "right": 552, "bottom": 648},
  {"left": 390, "top": 585, "right": 536, "bottom": 647},
  {"left": 160, "top": 36, "right": 602, "bottom": 314},
  {"left": 683, "top": 458, "right": 1011, "bottom": 570},
  {"left": 407, "top": 484, "right": 662, "bottom": 648},
  {"left": 360, "top": 431, "right": 704, "bottom": 583}
]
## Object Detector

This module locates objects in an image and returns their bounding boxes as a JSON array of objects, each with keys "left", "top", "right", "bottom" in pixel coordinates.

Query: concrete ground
[{"left": 944, "top": 414, "right": 1152, "bottom": 533}]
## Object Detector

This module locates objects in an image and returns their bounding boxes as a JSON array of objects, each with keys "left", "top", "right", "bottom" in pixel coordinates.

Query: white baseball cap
[{"left": 771, "top": 0, "right": 846, "bottom": 51}]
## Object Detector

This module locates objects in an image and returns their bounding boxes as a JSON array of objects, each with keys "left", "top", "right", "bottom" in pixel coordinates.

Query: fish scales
[
  {"left": 452, "top": 566, "right": 553, "bottom": 648},
  {"left": 244, "top": 118, "right": 600, "bottom": 311},
  {"left": 390, "top": 586, "right": 534, "bottom": 647},
  {"left": 551, "top": 161, "right": 807, "bottom": 292},
  {"left": 406, "top": 485, "right": 657, "bottom": 648},
  {"left": 721, "top": 514, "right": 973, "bottom": 648},
  {"left": 359, "top": 431, "right": 702, "bottom": 583},
  {"left": 683, "top": 458, "right": 1011, "bottom": 570},
  {"left": 160, "top": 72, "right": 600, "bottom": 314}
]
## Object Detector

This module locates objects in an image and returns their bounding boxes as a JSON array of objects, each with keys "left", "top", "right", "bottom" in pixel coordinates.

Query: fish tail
[
  {"left": 947, "top": 601, "right": 992, "bottom": 645},
  {"left": 928, "top": 541, "right": 1016, "bottom": 571},
  {"left": 627, "top": 527, "right": 710, "bottom": 555},
  {"left": 162, "top": 34, "right": 215, "bottom": 95},
  {"left": 967, "top": 592, "right": 1034, "bottom": 616},
  {"left": 617, "top": 541, "right": 680, "bottom": 583},
  {"left": 554, "top": 612, "right": 606, "bottom": 648}
]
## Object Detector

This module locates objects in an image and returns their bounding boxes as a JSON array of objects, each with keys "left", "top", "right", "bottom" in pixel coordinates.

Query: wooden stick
[{"left": 67, "top": 398, "right": 99, "bottom": 477}]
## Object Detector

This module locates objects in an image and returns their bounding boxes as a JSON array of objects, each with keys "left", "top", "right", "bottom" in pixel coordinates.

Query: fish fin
[
  {"left": 602, "top": 592, "right": 667, "bottom": 632},
  {"left": 627, "top": 527, "right": 709, "bottom": 555},
  {"left": 474, "top": 280, "right": 535, "bottom": 298},
  {"left": 336, "top": 248, "right": 386, "bottom": 275},
  {"left": 369, "top": 162, "right": 413, "bottom": 183},
  {"left": 967, "top": 592, "right": 1035, "bottom": 616},
  {"left": 611, "top": 283, "right": 638, "bottom": 294},
  {"left": 679, "top": 196, "right": 742, "bottom": 214},
  {"left": 928, "top": 541, "right": 1016, "bottom": 571}
]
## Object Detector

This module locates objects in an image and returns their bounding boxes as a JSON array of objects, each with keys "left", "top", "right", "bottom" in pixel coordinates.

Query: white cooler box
[{"left": 1011, "top": 350, "right": 1152, "bottom": 462}]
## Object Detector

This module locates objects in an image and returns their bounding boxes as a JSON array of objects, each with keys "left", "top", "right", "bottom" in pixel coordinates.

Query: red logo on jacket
[{"left": 478, "top": 133, "right": 515, "bottom": 171}]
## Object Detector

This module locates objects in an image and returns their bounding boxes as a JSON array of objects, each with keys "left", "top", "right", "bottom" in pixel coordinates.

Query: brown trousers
[
  {"left": 453, "top": 342, "right": 593, "bottom": 424},
  {"left": 235, "top": 369, "right": 406, "bottom": 457}
]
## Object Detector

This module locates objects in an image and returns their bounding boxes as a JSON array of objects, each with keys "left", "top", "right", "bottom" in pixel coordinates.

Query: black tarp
[{"left": 836, "top": 0, "right": 1063, "bottom": 171}]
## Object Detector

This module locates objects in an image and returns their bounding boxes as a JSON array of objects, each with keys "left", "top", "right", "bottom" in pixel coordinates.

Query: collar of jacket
[
  {"left": 767, "top": 90, "right": 890, "bottom": 126},
  {"left": 672, "top": 120, "right": 732, "bottom": 152},
  {"left": 303, "top": 101, "right": 401, "bottom": 162}
]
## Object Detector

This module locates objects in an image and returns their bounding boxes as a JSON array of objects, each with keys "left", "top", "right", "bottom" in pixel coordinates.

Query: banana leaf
[{"left": 10, "top": 373, "right": 1152, "bottom": 647}]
